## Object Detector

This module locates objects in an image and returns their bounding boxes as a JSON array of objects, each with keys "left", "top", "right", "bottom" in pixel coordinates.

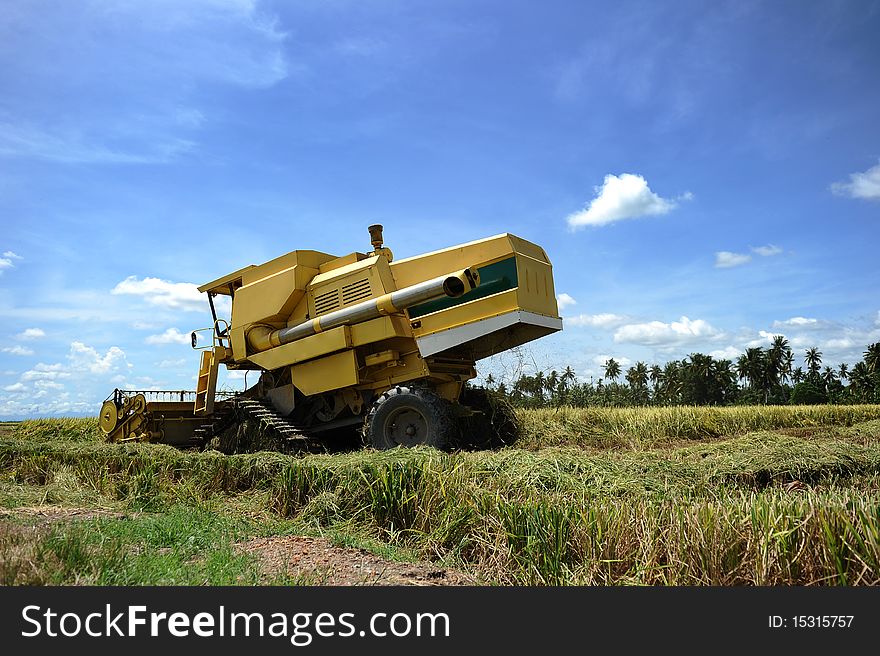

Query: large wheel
[
  {"left": 458, "top": 386, "right": 520, "bottom": 449},
  {"left": 366, "top": 386, "right": 457, "bottom": 450}
]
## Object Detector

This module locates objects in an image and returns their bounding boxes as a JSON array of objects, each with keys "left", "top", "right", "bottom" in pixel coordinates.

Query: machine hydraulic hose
[{"left": 246, "top": 267, "right": 480, "bottom": 354}]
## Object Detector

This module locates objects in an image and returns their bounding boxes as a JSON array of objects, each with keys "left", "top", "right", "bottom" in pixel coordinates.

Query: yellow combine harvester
[{"left": 100, "top": 226, "right": 562, "bottom": 450}]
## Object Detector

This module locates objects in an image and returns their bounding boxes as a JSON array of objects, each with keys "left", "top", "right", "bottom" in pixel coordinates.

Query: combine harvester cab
[{"left": 100, "top": 225, "right": 562, "bottom": 451}]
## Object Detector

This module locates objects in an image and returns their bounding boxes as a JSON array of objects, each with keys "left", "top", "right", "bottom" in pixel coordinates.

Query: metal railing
[{"left": 105, "top": 389, "right": 238, "bottom": 403}]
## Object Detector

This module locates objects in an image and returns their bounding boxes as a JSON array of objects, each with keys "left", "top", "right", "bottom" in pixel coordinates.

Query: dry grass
[{"left": 2, "top": 409, "right": 879, "bottom": 585}]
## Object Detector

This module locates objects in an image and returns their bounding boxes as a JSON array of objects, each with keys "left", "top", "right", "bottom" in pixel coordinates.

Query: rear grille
[
  {"left": 341, "top": 278, "right": 373, "bottom": 305},
  {"left": 314, "top": 289, "right": 340, "bottom": 315}
]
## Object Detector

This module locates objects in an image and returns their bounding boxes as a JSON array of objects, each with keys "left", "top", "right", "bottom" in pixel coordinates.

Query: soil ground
[
  {"left": 237, "top": 535, "right": 478, "bottom": 585},
  {"left": 0, "top": 506, "right": 477, "bottom": 585}
]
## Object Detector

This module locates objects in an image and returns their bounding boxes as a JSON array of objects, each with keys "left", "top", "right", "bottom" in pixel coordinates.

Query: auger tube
[{"left": 246, "top": 267, "right": 480, "bottom": 353}]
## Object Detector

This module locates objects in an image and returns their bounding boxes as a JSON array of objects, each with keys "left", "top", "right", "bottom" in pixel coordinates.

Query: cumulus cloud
[
  {"left": 592, "top": 354, "right": 632, "bottom": 369},
  {"left": 3, "top": 382, "right": 26, "bottom": 392},
  {"left": 613, "top": 316, "right": 722, "bottom": 346},
  {"left": 67, "top": 342, "right": 129, "bottom": 374},
  {"left": 146, "top": 328, "right": 192, "bottom": 345},
  {"left": 566, "top": 313, "right": 627, "bottom": 328},
  {"left": 556, "top": 293, "right": 577, "bottom": 311},
  {"left": 567, "top": 173, "right": 679, "bottom": 229},
  {"left": 773, "top": 317, "right": 821, "bottom": 329},
  {"left": 20, "top": 363, "right": 70, "bottom": 382},
  {"left": 715, "top": 245, "right": 783, "bottom": 269},
  {"left": 0, "top": 251, "right": 22, "bottom": 274},
  {"left": 751, "top": 244, "right": 782, "bottom": 257},
  {"left": 16, "top": 327, "right": 45, "bottom": 340},
  {"left": 830, "top": 161, "right": 880, "bottom": 200},
  {"left": 714, "top": 251, "right": 752, "bottom": 268},
  {"left": 709, "top": 346, "right": 742, "bottom": 360},
  {"left": 112, "top": 276, "right": 205, "bottom": 312},
  {"left": 2, "top": 346, "right": 34, "bottom": 356}
]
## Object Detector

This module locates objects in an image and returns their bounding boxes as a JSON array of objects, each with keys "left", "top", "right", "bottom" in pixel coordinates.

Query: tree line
[{"left": 484, "top": 340, "right": 880, "bottom": 407}]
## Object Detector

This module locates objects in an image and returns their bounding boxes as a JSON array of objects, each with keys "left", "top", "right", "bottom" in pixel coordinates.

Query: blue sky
[{"left": 1, "top": 0, "right": 879, "bottom": 418}]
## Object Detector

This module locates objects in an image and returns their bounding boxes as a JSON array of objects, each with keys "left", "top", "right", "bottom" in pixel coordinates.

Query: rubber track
[{"left": 233, "top": 397, "right": 319, "bottom": 446}]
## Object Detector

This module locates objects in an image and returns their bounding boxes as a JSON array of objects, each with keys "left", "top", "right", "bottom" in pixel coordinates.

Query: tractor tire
[
  {"left": 458, "top": 386, "right": 520, "bottom": 449},
  {"left": 366, "top": 386, "right": 458, "bottom": 451}
]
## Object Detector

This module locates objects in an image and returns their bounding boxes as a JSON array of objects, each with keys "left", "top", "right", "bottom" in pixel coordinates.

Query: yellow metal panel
[
  {"left": 318, "top": 252, "right": 367, "bottom": 273},
  {"left": 390, "top": 234, "right": 516, "bottom": 288},
  {"left": 247, "top": 325, "right": 352, "bottom": 370},
  {"left": 233, "top": 265, "right": 318, "bottom": 326},
  {"left": 292, "top": 349, "right": 359, "bottom": 396},
  {"left": 412, "top": 289, "right": 520, "bottom": 337},
  {"left": 308, "top": 256, "right": 395, "bottom": 318},
  {"left": 240, "top": 250, "right": 334, "bottom": 286},
  {"left": 231, "top": 326, "right": 248, "bottom": 361},
  {"left": 349, "top": 315, "right": 412, "bottom": 345},
  {"left": 514, "top": 253, "right": 559, "bottom": 318}
]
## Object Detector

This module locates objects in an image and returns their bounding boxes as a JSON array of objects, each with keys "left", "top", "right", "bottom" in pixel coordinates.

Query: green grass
[
  {"left": 1, "top": 407, "right": 879, "bottom": 585},
  {"left": 517, "top": 404, "right": 880, "bottom": 449}
]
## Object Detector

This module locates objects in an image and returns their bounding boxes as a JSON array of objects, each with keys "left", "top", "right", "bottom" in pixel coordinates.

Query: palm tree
[
  {"left": 561, "top": 366, "right": 576, "bottom": 388},
  {"left": 783, "top": 350, "right": 795, "bottom": 384},
  {"left": 649, "top": 364, "right": 662, "bottom": 394},
  {"left": 660, "top": 361, "right": 682, "bottom": 404},
  {"left": 604, "top": 358, "right": 621, "bottom": 383},
  {"left": 805, "top": 347, "right": 823, "bottom": 378},
  {"left": 822, "top": 366, "right": 837, "bottom": 389},
  {"left": 837, "top": 363, "right": 848, "bottom": 382},
  {"left": 849, "top": 362, "right": 871, "bottom": 399},
  {"left": 865, "top": 343, "right": 880, "bottom": 374},
  {"left": 792, "top": 367, "right": 805, "bottom": 384},
  {"left": 768, "top": 335, "right": 791, "bottom": 387},
  {"left": 735, "top": 354, "right": 749, "bottom": 385}
]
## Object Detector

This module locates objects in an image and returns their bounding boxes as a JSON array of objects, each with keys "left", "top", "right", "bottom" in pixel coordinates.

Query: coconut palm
[
  {"left": 604, "top": 358, "right": 621, "bottom": 383},
  {"left": 865, "top": 343, "right": 880, "bottom": 374},
  {"left": 805, "top": 347, "right": 823, "bottom": 378},
  {"left": 837, "top": 363, "right": 848, "bottom": 382}
]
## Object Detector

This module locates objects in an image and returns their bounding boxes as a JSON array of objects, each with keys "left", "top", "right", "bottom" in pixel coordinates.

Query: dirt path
[
  {"left": 237, "top": 535, "right": 480, "bottom": 586},
  {"left": 0, "top": 505, "right": 124, "bottom": 525}
]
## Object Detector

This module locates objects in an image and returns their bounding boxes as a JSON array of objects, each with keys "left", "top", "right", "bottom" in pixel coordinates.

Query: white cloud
[
  {"left": 751, "top": 244, "right": 782, "bottom": 257},
  {"left": 709, "top": 346, "right": 742, "bottom": 360},
  {"left": 16, "top": 327, "right": 45, "bottom": 340},
  {"left": 714, "top": 251, "right": 752, "bottom": 268},
  {"left": 566, "top": 313, "right": 627, "bottom": 328},
  {"left": 592, "top": 354, "right": 632, "bottom": 369},
  {"left": 773, "top": 317, "right": 820, "bottom": 329},
  {"left": 614, "top": 316, "right": 722, "bottom": 346},
  {"left": 20, "top": 363, "right": 70, "bottom": 382},
  {"left": 556, "top": 293, "right": 577, "bottom": 311},
  {"left": 3, "top": 383, "right": 26, "bottom": 392},
  {"left": 67, "top": 342, "right": 129, "bottom": 374},
  {"left": 830, "top": 161, "right": 880, "bottom": 200},
  {"left": 146, "top": 328, "right": 192, "bottom": 345},
  {"left": 112, "top": 276, "right": 205, "bottom": 312},
  {"left": 566, "top": 173, "right": 679, "bottom": 229},
  {"left": 0, "top": 250, "right": 22, "bottom": 274},
  {"left": 2, "top": 346, "right": 34, "bottom": 356},
  {"left": 34, "top": 380, "right": 64, "bottom": 390}
]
